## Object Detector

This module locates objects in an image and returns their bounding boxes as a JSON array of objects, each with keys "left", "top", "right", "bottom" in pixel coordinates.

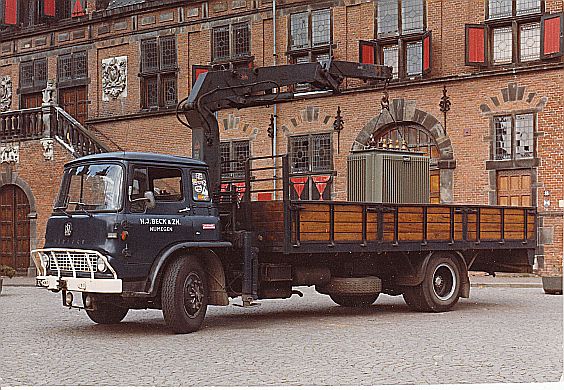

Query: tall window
[
  {"left": 465, "top": 1, "right": 558, "bottom": 66},
  {"left": 140, "top": 36, "right": 177, "bottom": 109},
  {"left": 212, "top": 23, "right": 251, "bottom": 62},
  {"left": 220, "top": 140, "right": 250, "bottom": 178},
  {"left": 288, "top": 9, "right": 332, "bottom": 63},
  {"left": 361, "top": 0, "right": 430, "bottom": 80},
  {"left": 493, "top": 113, "right": 535, "bottom": 160}
]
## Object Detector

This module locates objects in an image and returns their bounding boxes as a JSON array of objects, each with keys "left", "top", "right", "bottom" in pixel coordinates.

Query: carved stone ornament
[
  {"left": 0, "top": 143, "right": 19, "bottom": 164},
  {"left": 102, "top": 56, "right": 128, "bottom": 101},
  {"left": 40, "top": 138, "right": 54, "bottom": 161},
  {"left": 42, "top": 80, "right": 57, "bottom": 105},
  {"left": 0, "top": 75, "right": 12, "bottom": 112}
]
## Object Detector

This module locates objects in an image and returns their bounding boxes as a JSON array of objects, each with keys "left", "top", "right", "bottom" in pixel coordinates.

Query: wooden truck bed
[{"left": 242, "top": 200, "right": 536, "bottom": 256}]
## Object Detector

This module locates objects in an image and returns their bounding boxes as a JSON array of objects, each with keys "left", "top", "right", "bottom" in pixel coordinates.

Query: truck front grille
[{"left": 48, "top": 252, "right": 99, "bottom": 273}]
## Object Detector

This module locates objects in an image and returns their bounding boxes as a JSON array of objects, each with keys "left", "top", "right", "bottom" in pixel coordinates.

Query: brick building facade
[{"left": 0, "top": 0, "right": 562, "bottom": 276}]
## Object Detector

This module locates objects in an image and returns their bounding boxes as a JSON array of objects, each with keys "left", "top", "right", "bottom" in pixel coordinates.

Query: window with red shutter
[
  {"left": 541, "top": 13, "right": 564, "bottom": 59},
  {"left": 192, "top": 65, "right": 211, "bottom": 86},
  {"left": 422, "top": 31, "right": 432, "bottom": 74},
  {"left": 71, "top": 0, "right": 85, "bottom": 18},
  {"left": 465, "top": 24, "right": 487, "bottom": 65}
]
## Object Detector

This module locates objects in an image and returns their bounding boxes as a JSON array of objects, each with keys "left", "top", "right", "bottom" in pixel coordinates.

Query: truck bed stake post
[{"left": 242, "top": 231, "right": 259, "bottom": 306}]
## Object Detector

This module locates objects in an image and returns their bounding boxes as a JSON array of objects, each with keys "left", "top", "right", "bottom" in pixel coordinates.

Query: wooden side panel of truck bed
[{"left": 244, "top": 201, "right": 536, "bottom": 254}]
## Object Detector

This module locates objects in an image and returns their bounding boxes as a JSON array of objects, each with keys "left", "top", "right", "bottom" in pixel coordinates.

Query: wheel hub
[
  {"left": 183, "top": 272, "right": 204, "bottom": 318},
  {"left": 432, "top": 263, "right": 456, "bottom": 301}
]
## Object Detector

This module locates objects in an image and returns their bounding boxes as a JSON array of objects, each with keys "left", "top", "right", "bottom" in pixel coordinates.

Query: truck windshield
[{"left": 55, "top": 164, "right": 123, "bottom": 212}]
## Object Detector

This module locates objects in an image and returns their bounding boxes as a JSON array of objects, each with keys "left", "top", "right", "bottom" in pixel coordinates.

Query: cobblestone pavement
[{"left": 0, "top": 285, "right": 561, "bottom": 386}]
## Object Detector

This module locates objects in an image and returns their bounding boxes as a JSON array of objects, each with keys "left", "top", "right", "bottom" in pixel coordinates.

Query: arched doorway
[
  {"left": 369, "top": 123, "right": 441, "bottom": 203},
  {"left": 0, "top": 185, "right": 31, "bottom": 272}
]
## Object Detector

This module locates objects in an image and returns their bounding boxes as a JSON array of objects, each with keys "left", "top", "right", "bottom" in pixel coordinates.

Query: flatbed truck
[{"left": 32, "top": 60, "right": 536, "bottom": 333}]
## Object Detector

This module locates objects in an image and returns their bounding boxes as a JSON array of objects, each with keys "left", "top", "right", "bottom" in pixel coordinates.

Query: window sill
[{"left": 485, "top": 158, "right": 539, "bottom": 170}]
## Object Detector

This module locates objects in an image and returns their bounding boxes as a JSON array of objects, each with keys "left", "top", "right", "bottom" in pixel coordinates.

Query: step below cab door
[{"left": 125, "top": 164, "right": 194, "bottom": 278}]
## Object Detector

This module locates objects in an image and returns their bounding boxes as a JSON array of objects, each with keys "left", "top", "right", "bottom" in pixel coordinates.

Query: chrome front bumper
[{"left": 31, "top": 248, "right": 122, "bottom": 294}]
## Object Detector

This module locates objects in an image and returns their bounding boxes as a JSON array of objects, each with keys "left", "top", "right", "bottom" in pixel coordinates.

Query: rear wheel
[
  {"left": 85, "top": 303, "right": 129, "bottom": 324},
  {"left": 161, "top": 255, "right": 208, "bottom": 334},
  {"left": 329, "top": 293, "right": 379, "bottom": 307},
  {"left": 403, "top": 254, "right": 462, "bottom": 312}
]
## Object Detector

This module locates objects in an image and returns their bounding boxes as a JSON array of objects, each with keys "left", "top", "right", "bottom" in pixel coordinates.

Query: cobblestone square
[{"left": 0, "top": 285, "right": 561, "bottom": 386}]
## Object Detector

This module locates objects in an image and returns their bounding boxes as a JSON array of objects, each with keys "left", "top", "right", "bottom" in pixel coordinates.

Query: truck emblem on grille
[{"left": 64, "top": 222, "right": 73, "bottom": 237}]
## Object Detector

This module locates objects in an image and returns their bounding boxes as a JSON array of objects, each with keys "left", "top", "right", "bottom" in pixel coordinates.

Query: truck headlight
[{"left": 96, "top": 258, "right": 108, "bottom": 273}]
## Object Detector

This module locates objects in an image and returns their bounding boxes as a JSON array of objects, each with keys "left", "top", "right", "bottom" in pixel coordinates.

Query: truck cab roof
[{"left": 66, "top": 152, "right": 208, "bottom": 168}]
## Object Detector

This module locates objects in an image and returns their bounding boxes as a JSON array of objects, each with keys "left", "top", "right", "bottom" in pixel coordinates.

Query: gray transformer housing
[{"left": 347, "top": 149, "right": 430, "bottom": 204}]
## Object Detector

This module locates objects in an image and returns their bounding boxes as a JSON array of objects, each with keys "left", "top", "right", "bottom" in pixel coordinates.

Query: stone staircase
[{"left": 0, "top": 104, "right": 116, "bottom": 157}]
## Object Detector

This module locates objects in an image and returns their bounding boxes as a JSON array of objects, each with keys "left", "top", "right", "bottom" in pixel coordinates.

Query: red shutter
[
  {"left": 541, "top": 13, "right": 564, "bottom": 59},
  {"left": 465, "top": 24, "right": 487, "bottom": 66},
  {"left": 359, "top": 41, "right": 377, "bottom": 64},
  {"left": 192, "top": 65, "right": 211, "bottom": 86},
  {"left": 422, "top": 31, "right": 432, "bottom": 74},
  {"left": 0, "top": 0, "right": 18, "bottom": 25},
  {"left": 71, "top": 0, "right": 86, "bottom": 17},
  {"left": 42, "top": 0, "right": 56, "bottom": 18}
]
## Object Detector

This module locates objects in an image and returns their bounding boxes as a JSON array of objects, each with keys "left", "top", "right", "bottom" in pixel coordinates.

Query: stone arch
[
  {"left": 352, "top": 98, "right": 456, "bottom": 203},
  {"left": 0, "top": 165, "right": 38, "bottom": 276}
]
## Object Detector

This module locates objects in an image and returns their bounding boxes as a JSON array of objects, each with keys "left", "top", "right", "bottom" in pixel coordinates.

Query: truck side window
[
  {"left": 130, "top": 168, "right": 149, "bottom": 213},
  {"left": 191, "top": 171, "right": 210, "bottom": 202},
  {"left": 151, "top": 168, "right": 183, "bottom": 202}
]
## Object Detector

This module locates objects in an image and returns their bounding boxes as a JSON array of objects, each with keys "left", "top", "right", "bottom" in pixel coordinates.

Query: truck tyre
[
  {"left": 329, "top": 293, "right": 379, "bottom": 307},
  {"left": 161, "top": 255, "right": 208, "bottom": 334},
  {"left": 85, "top": 304, "right": 129, "bottom": 324},
  {"left": 403, "top": 254, "right": 461, "bottom": 312}
]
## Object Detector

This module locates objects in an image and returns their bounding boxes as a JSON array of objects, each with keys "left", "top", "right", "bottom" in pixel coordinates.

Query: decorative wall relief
[
  {"left": 0, "top": 143, "right": 19, "bottom": 164},
  {"left": 102, "top": 56, "right": 128, "bottom": 101},
  {"left": 40, "top": 138, "right": 54, "bottom": 161},
  {"left": 0, "top": 76, "right": 12, "bottom": 112}
]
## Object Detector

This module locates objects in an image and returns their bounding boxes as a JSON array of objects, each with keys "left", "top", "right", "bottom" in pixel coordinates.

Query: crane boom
[{"left": 178, "top": 60, "right": 392, "bottom": 194}]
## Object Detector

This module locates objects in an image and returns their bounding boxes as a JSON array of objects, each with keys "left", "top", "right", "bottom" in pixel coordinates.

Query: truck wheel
[
  {"left": 85, "top": 304, "right": 129, "bottom": 324},
  {"left": 161, "top": 255, "right": 208, "bottom": 334},
  {"left": 403, "top": 255, "right": 461, "bottom": 312},
  {"left": 329, "top": 293, "right": 379, "bottom": 307}
]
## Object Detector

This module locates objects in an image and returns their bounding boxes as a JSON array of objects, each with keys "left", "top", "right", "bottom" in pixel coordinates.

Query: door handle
[{"left": 178, "top": 207, "right": 191, "bottom": 213}]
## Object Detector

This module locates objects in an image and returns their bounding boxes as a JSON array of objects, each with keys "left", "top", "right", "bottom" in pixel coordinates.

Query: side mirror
[{"left": 144, "top": 191, "right": 156, "bottom": 210}]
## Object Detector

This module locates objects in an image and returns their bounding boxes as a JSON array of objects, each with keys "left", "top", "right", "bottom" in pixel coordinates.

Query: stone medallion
[{"left": 102, "top": 56, "right": 128, "bottom": 101}]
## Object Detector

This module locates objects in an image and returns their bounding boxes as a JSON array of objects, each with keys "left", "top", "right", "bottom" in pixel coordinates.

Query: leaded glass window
[
  {"left": 489, "top": 0, "right": 512, "bottom": 19},
  {"left": 213, "top": 23, "right": 251, "bottom": 61},
  {"left": 312, "top": 9, "right": 331, "bottom": 46},
  {"left": 516, "top": 0, "right": 541, "bottom": 15},
  {"left": 377, "top": 0, "right": 399, "bottom": 36},
  {"left": 493, "top": 26, "right": 513, "bottom": 64},
  {"left": 290, "top": 9, "right": 332, "bottom": 51},
  {"left": 58, "top": 52, "right": 88, "bottom": 82},
  {"left": 74, "top": 52, "right": 88, "bottom": 79},
  {"left": 140, "top": 37, "right": 178, "bottom": 108},
  {"left": 515, "top": 114, "right": 534, "bottom": 158},
  {"left": 402, "top": 0, "right": 424, "bottom": 34},
  {"left": 383, "top": 45, "right": 399, "bottom": 79},
  {"left": 58, "top": 55, "right": 73, "bottom": 82},
  {"left": 290, "top": 133, "right": 332, "bottom": 173},
  {"left": 20, "top": 59, "right": 47, "bottom": 89},
  {"left": 406, "top": 41, "right": 423, "bottom": 76},
  {"left": 290, "top": 12, "right": 309, "bottom": 49},
  {"left": 233, "top": 23, "right": 251, "bottom": 57},
  {"left": 494, "top": 116, "right": 512, "bottom": 160},
  {"left": 519, "top": 22, "right": 540, "bottom": 62},
  {"left": 220, "top": 140, "right": 250, "bottom": 178},
  {"left": 372, "top": 124, "right": 440, "bottom": 165}
]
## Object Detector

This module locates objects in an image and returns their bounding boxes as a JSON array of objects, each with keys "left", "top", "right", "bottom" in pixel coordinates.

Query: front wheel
[
  {"left": 403, "top": 254, "right": 462, "bottom": 312},
  {"left": 161, "top": 255, "right": 208, "bottom": 334},
  {"left": 85, "top": 303, "right": 129, "bottom": 324}
]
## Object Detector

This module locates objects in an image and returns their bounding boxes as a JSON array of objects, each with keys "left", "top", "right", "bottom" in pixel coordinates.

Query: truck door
[
  {"left": 124, "top": 165, "right": 194, "bottom": 278},
  {"left": 189, "top": 170, "right": 220, "bottom": 242}
]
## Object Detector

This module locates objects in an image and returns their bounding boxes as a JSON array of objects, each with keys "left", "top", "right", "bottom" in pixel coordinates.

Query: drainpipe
[{"left": 272, "top": 0, "right": 278, "bottom": 199}]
